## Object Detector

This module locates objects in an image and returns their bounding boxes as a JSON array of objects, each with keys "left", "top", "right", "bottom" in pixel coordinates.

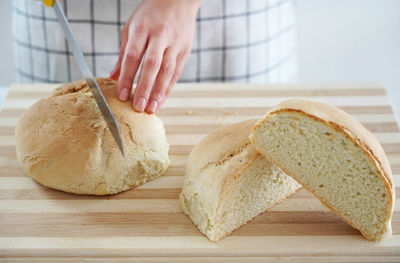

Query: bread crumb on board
[{"left": 222, "top": 111, "right": 238, "bottom": 117}]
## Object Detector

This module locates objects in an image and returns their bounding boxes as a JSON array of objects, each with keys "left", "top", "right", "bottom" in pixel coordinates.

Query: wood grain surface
[{"left": 0, "top": 83, "right": 399, "bottom": 262}]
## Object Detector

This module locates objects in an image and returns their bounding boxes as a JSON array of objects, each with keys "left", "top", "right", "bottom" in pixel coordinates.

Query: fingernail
[
  {"left": 119, "top": 88, "right": 129, "bottom": 101},
  {"left": 134, "top": 97, "right": 146, "bottom": 112},
  {"left": 146, "top": 100, "right": 158, "bottom": 113}
]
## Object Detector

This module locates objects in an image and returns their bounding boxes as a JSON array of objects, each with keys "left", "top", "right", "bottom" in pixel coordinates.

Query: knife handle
[{"left": 43, "top": 0, "right": 55, "bottom": 7}]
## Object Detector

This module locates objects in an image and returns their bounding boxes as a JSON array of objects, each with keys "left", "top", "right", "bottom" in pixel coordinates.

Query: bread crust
[
  {"left": 15, "top": 78, "right": 169, "bottom": 195},
  {"left": 249, "top": 99, "right": 394, "bottom": 241},
  {"left": 181, "top": 119, "right": 301, "bottom": 241},
  {"left": 184, "top": 119, "right": 260, "bottom": 212},
  {"left": 187, "top": 119, "right": 259, "bottom": 172}
]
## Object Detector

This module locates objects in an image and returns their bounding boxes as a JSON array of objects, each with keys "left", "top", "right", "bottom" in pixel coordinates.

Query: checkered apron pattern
[{"left": 12, "top": 0, "right": 297, "bottom": 83}]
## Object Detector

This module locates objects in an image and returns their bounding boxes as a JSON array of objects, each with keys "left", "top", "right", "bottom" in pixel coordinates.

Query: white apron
[{"left": 13, "top": 0, "right": 297, "bottom": 83}]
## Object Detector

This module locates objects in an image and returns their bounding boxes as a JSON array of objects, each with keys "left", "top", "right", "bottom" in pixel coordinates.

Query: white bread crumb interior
[{"left": 250, "top": 99, "right": 394, "bottom": 241}]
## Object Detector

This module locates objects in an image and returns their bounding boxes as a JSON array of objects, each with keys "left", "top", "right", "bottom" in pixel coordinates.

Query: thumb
[{"left": 109, "top": 64, "right": 121, "bottom": 80}]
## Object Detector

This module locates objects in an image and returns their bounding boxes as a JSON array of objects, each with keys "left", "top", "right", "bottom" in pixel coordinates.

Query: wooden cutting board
[{"left": 0, "top": 83, "right": 399, "bottom": 262}]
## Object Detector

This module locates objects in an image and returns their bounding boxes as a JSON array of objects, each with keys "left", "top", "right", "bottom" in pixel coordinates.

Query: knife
[{"left": 43, "top": 0, "right": 125, "bottom": 156}]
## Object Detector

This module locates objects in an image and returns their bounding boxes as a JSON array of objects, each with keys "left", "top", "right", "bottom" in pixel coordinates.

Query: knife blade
[{"left": 52, "top": 0, "right": 125, "bottom": 156}]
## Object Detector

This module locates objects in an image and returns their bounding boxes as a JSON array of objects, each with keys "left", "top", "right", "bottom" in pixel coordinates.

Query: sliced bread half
[
  {"left": 180, "top": 119, "right": 301, "bottom": 241},
  {"left": 250, "top": 99, "right": 394, "bottom": 241}
]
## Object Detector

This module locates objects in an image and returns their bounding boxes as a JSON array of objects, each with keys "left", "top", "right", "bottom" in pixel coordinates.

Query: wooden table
[{"left": 0, "top": 83, "right": 399, "bottom": 262}]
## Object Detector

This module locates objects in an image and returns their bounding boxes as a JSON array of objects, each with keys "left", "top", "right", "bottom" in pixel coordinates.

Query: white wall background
[
  {"left": 0, "top": 0, "right": 399, "bottom": 121},
  {"left": 296, "top": 0, "right": 400, "bottom": 122}
]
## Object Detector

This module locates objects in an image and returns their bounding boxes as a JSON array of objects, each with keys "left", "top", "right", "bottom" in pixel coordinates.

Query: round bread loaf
[
  {"left": 15, "top": 78, "right": 169, "bottom": 195},
  {"left": 250, "top": 99, "right": 394, "bottom": 241},
  {"left": 180, "top": 119, "right": 301, "bottom": 241}
]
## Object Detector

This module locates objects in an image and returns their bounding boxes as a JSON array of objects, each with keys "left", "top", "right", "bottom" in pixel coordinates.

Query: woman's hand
[{"left": 109, "top": 0, "right": 200, "bottom": 113}]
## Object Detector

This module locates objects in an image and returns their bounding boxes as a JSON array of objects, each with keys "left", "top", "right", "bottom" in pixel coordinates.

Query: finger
[
  {"left": 159, "top": 49, "right": 189, "bottom": 106},
  {"left": 133, "top": 37, "right": 165, "bottom": 112},
  {"left": 109, "top": 27, "right": 128, "bottom": 80},
  {"left": 146, "top": 48, "right": 177, "bottom": 113},
  {"left": 117, "top": 23, "right": 148, "bottom": 102}
]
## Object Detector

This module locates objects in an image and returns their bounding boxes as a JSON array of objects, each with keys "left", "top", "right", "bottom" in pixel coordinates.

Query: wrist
[
  {"left": 186, "top": 0, "right": 202, "bottom": 15},
  {"left": 191, "top": 0, "right": 202, "bottom": 7},
  {"left": 190, "top": 0, "right": 202, "bottom": 20}
]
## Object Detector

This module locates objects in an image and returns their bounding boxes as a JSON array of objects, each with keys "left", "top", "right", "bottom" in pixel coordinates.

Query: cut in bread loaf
[
  {"left": 250, "top": 99, "right": 394, "bottom": 241},
  {"left": 180, "top": 120, "right": 301, "bottom": 241},
  {"left": 15, "top": 78, "right": 169, "bottom": 195}
]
